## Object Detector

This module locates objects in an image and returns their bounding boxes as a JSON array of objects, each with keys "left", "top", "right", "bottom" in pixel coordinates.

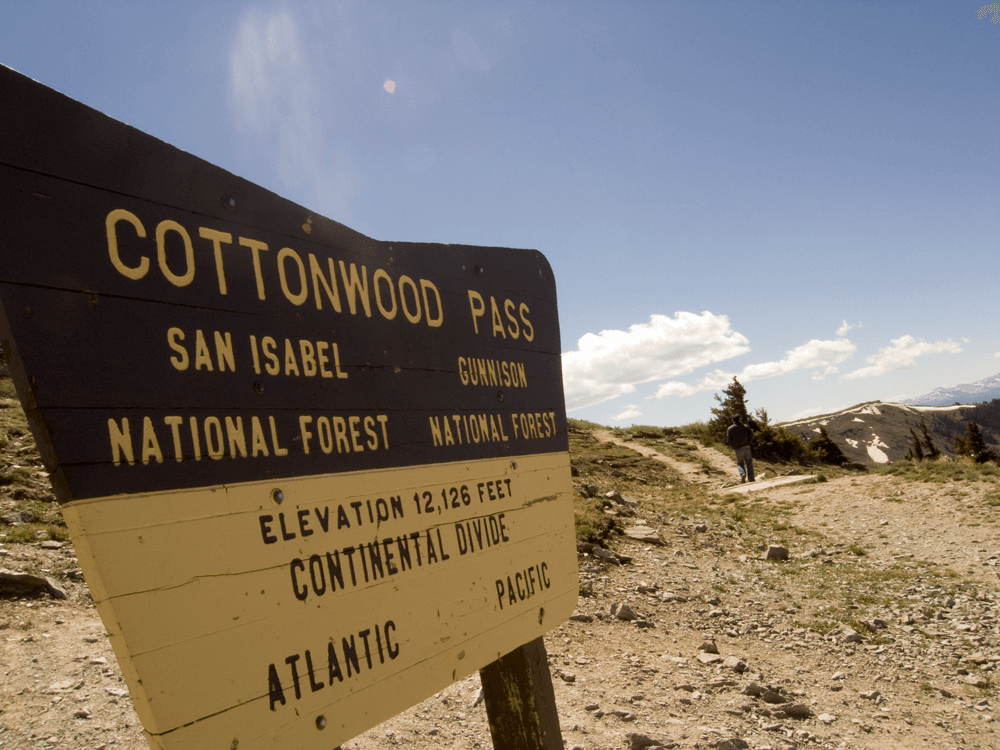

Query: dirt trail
[{"left": 591, "top": 428, "right": 741, "bottom": 484}]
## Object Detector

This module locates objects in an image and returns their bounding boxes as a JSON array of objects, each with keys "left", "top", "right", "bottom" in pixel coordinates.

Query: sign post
[{"left": 0, "top": 65, "right": 576, "bottom": 749}]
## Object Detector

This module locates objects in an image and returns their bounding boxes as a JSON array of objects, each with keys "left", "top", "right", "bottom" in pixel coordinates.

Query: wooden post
[{"left": 480, "top": 637, "right": 564, "bottom": 750}]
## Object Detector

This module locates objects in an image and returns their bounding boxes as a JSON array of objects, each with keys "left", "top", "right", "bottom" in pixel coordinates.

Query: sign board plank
[{"left": 0, "top": 65, "right": 577, "bottom": 750}]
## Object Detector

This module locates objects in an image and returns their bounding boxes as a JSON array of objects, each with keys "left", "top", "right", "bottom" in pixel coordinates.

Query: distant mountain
[
  {"left": 778, "top": 401, "right": 991, "bottom": 466},
  {"left": 900, "top": 372, "right": 1000, "bottom": 406}
]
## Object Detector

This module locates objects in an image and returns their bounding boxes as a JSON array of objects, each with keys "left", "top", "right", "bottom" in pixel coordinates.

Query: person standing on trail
[{"left": 726, "top": 414, "right": 755, "bottom": 483}]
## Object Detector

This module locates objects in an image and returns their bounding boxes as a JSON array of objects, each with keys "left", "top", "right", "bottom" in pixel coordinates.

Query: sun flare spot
[{"left": 383, "top": 80, "right": 396, "bottom": 94}]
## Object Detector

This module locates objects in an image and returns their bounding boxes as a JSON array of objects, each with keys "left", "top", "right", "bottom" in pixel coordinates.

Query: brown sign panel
[{"left": 0, "top": 65, "right": 577, "bottom": 749}]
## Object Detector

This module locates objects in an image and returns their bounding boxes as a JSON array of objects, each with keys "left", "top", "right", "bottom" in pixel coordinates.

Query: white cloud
[
  {"left": 652, "top": 338, "right": 856, "bottom": 398},
  {"left": 837, "top": 320, "right": 861, "bottom": 336},
  {"left": 613, "top": 405, "right": 642, "bottom": 421},
  {"left": 841, "top": 335, "right": 962, "bottom": 381},
  {"left": 561, "top": 312, "right": 750, "bottom": 411},
  {"left": 994, "top": 351, "right": 1000, "bottom": 359},
  {"left": 229, "top": 10, "right": 356, "bottom": 220}
]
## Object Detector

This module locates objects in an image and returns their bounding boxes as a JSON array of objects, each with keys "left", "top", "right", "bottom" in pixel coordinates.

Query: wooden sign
[{"left": 0, "top": 65, "right": 577, "bottom": 749}]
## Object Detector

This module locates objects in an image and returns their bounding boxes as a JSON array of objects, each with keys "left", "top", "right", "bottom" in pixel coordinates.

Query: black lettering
[
  {"left": 325, "top": 551, "right": 345, "bottom": 591},
  {"left": 396, "top": 535, "right": 412, "bottom": 571},
  {"left": 337, "top": 504, "right": 351, "bottom": 529},
  {"left": 308, "top": 554, "right": 326, "bottom": 596},
  {"left": 259, "top": 514, "right": 277, "bottom": 544},
  {"left": 278, "top": 512, "right": 296, "bottom": 541},
  {"left": 366, "top": 541, "right": 384, "bottom": 580},
  {"left": 298, "top": 509, "right": 313, "bottom": 537},
  {"left": 290, "top": 559, "right": 308, "bottom": 601},
  {"left": 496, "top": 579, "right": 505, "bottom": 609},
  {"left": 342, "top": 636, "right": 360, "bottom": 677},
  {"left": 268, "top": 663, "right": 286, "bottom": 710},
  {"left": 285, "top": 654, "right": 302, "bottom": 699},
  {"left": 382, "top": 538, "right": 398, "bottom": 575},
  {"left": 385, "top": 620, "right": 399, "bottom": 659},
  {"left": 304, "top": 650, "right": 324, "bottom": 693},
  {"left": 316, "top": 505, "right": 331, "bottom": 532},
  {"left": 328, "top": 642, "right": 343, "bottom": 683},
  {"left": 498, "top": 512, "right": 509, "bottom": 542},
  {"left": 359, "top": 628, "right": 374, "bottom": 669}
]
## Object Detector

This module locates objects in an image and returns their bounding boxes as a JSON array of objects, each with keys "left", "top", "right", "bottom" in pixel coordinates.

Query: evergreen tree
[
  {"left": 707, "top": 377, "right": 750, "bottom": 443},
  {"left": 905, "top": 428, "right": 924, "bottom": 461},
  {"left": 919, "top": 421, "right": 941, "bottom": 460},
  {"left": 953, "top": 432, "right": 969, "bottom": 457},
  {"left": 965, "top": 421, "right": 998, "bottom": 464},
  {"left": 807, "top": 426, "right": 849, "bottom": 465}
]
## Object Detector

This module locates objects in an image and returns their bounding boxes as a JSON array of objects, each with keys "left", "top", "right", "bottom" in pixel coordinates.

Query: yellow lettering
[
  {"left": 141, "top": 416, "right": 164, "bottom": 465},
  {"left": 398, "top": 276, "right": 421, "bottom": 323},
  {"left": 316, "top": 417, "right": 334, "bottom": 454},
  {"left": 194, "top": 330, "right": 213, "bottom": 371},
  {"left": 364, "top": 416, "right": 378, "bottom": 449},
  {"left": 468, "top": 290, "right": 485, "bottom": 334},
  {"left": 339, "top": 261, "right": 371, "bottom": 317},
  {"left": 167, "top": 327, "right": 189, "bottom": 370},
  {"left": 278, "top": 247, "right": 308, "bottom": 306},
  {"left": 269, "top": 416, "right": 289, "bottom": 456},
  {"left": 332, "top": 417, "right": 350, "bottom": 453},
  {"left": 458, "top": 357, "right": 469, "bottom": 385},
  {"left": 504, "top": 298, "right": 520, "bottom": 339},
  {"left": 349, "top": 416, "right": 364, "bottom": 452},
  {"left": 189, "top": 417, "right": 202, "bottom": 460},
  {"left": 214, "top": 331, "right": 235, "bottom": 372},
  {"left": 377, "top": 414, "right": 389, "bottom": 449},
  {"left": 299, "top": 416, "right": 314, "bottom": 455},
  {"left": 421, "top": 279, "right": 444, "bottom": 327},
  {"left": 490, "top": 297, "right": 506, "bottom": 338},
  {"left": 204, "top": 417, "right": 225, "bottom": 460},
  {"left": 108, "top": 418, "right": 134, "bottom": 466},
  {"left": 250, "top": 335, "right": 261, "bottom": 374},
  {"left": 332, "top": 343, "right": 348, "bottom": 379},
  {"left": 429, "top": 416, "right": 443, "bottom": 446},
  {"left": 317, "top": 341, "right": 332, "bottom": 378},
  {"left": 106, "top": 209, "right": 149, "bottom": 280},
  {"left": 519, "top": 303, "right": 534, "bottom": 342},
  {"left": 225, "top": 416, "right": 247, "bottom": 458},
  {"left": 262, "top": 336, "right": 279, "bottom": 375},
  {"left": 309, "top": 254, "right": 342, "bottom": 312},
  {"left": 164, "top": 416, "right": 184, "bottom": 462},
  {"left": 198, "top": 227, "right": 233, "bottom": 295},
  {"left": 238, "top": 237, "right": 269, "bottom": 300},
  {"left": 299, "top": 340, "right": 317, "bottom": 376},
  {"left": 250, "top": 416, "right": 269, "bottom": 457},
  {"left": 373, "top": 269, "right": 397, "bottom": 320},
  {"left": 283, "top": 339, "right": 300, "bottom": 376},
  {"left": 156, "top": 220, "right": 195, "bottom": 287}
]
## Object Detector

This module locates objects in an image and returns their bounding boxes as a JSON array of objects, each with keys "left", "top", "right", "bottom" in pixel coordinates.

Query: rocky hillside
[{"left": 778, "top": 401, "right": 996, "bottom": 466}]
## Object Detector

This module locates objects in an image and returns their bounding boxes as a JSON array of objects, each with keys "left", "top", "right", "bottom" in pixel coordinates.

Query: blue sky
[{"left": 3, "top": 1, "right": 998, "bottom": 427}]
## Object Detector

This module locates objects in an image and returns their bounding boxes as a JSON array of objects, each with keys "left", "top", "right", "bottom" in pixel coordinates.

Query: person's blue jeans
[{"left": 735, "top": 446, "right": 754, "bottom": 482}]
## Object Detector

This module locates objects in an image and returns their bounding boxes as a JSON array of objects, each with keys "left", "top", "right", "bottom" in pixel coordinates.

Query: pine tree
[
  {"left": 708, "top": 376, "right": 750, "bottom": 443},
  {"left": 807, "top": 426, "right": 849, "bottom": 465},
  {"left": 906, "top": 428, "right": 924, "bottom": 461},
  {"left": 965, "top": 421, "right": 998, "bottom": 464},
  {"left": 919, "top": 421, "right": 940, "bottom": 460},
  {"left": 953, "top": 432, "right": 969, "bottom": 457}
]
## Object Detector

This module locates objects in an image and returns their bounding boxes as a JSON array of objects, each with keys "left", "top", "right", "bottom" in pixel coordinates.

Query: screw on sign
[{"left": 0, "top": 64, "right": 576, "bottom": 750}]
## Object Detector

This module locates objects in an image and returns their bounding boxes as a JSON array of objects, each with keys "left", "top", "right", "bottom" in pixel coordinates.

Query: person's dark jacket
[{"left": 726, "top": 422, "right": 752, "bottom": 449}]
